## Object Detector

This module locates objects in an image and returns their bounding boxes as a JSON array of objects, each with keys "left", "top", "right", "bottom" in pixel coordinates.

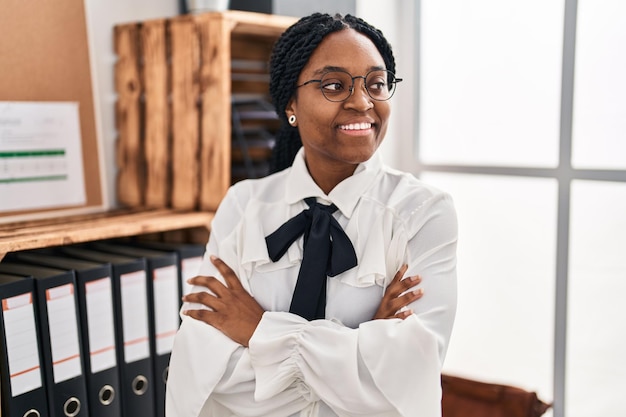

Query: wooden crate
[{"left": 114, "top": 11, "right": 296, "bottom": 212}]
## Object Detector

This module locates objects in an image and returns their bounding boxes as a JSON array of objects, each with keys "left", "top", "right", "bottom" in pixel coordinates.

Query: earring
[{"left": 288, "top": 114, "right": 297, "bottom": 125}]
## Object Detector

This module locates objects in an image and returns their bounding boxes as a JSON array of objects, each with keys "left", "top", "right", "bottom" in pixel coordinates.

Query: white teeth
[{"left": 340, "top": 122, "right": 372, "bottom": 130}]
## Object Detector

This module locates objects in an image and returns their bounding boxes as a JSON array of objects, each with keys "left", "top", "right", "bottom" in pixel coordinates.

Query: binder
[
  {"left": 10, "top": 252, "right": 122, "bottom": 417},
  {"left": 0, "top": 273, "right": 49, "bottom": 417},
  {"left": 56, "top": 246, "right": 156, "bottom": 417},
  {"left": 124, "top": 239, "right": 206, "bottom": 298},
  {"left": 0, "top": 262, "right": 89, "bottom": 417},
  {"left": 88, "top": 242, "right": 180, "bottom": 417}
]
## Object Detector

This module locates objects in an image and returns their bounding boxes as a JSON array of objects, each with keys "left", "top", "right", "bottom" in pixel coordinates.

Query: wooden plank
[
  {"left": 0, "top": 209, "right": 136, "bottom": 234},
  {"left": 170, "top": 17, "right": 201, "bottom": 210},
  {"left": 114, "top": 23, "right": 144, "bottom": 207},
  {"left": 197, "top": 13, "right": 232, "bottom": 211},
  {"left": 0, "top": 210, "right": 213, "bottom": 260},
  {"left": 0, "top": 209, "right": 174, "bottom": 238},
  {"left": 141, "top": 20, "right": 170, "bottom": 208},
  {"left": 224, "top": 10, "right": 297, "bottom": 38}
]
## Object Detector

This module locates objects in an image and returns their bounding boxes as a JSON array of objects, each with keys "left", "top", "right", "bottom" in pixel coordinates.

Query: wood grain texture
[
  {"left": 0, "top": 209, "right": 213, "bottom": 260},
  {"left": 170, "top": 17, "right": 201, "bottom": 210},
  {"left": 112, "top": 11, "right": 297, "bottom": 212},
  {"left": 198, "top": 13, "right": 232, "bottom": 211},
  {"left": 114, "top": 23, "right": 144, "bottom": 207},
  {"left": 141, "top": 20, "right": 171, "bottom": 208}
]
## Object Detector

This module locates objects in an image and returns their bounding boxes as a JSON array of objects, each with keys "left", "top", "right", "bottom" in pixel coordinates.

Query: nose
[{"left": 345, "top": 77, "right": 373, "bottom": 110}]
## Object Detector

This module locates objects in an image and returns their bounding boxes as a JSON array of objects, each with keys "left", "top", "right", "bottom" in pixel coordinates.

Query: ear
[{"left": 285, "top": 97, "right": 297, "bottom": 120}]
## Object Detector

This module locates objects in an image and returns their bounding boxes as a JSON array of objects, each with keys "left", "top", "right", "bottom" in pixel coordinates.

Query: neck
[{"left": 305, "top": 160, "right": 357, "bottom": 195}]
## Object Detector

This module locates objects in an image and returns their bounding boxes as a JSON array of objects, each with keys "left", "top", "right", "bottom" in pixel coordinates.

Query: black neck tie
[{"left": 265, "top": 197, "right": 358, "bottom": 320}]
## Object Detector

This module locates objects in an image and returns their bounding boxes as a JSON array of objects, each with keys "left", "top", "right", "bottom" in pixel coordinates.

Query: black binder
[
  {"left": 0, "top": 273, "right": 49, "bottom": 417},
  {"left": 89, "top": 242, "right": 180, "bottom": 417},
  {"left": 0, "top": 262, "right": 89, "bottom": 417},
  {"left": 11, "top": 252, "right": 123, "bottom": 417},
  {"left": 56, "top": 246, "right": 157, "bottom": 417},
  {"left": 125, "top": 239, "right": 206, "bottom": 299}
]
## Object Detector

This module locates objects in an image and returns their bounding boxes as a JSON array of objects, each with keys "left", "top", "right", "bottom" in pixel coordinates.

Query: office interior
[{"left": 2, "top": 1, "right": 625, "bottom": 417}]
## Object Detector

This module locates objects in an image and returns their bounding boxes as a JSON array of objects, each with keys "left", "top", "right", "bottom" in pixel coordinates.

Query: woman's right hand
[{"left": 373, "top": 264, "right": 424, "bottom": 320}]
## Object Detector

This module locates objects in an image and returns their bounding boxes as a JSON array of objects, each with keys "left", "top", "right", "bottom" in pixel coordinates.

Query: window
[{"left": 416, "top": 1, "right": 626, "bottom": 416}]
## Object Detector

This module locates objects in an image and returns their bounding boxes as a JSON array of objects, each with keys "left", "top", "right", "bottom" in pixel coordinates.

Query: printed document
[{"left": 0, "top": 101, "right": 86, "bottom": 212}]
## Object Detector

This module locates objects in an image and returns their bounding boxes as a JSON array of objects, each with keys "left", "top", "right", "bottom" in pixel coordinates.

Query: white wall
[{"left": 84, "top": 0, "right": 179, "bottom": 208}]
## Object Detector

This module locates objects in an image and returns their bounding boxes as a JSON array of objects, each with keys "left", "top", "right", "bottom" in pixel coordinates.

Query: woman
[{"left": 166, "top": 13, "right": 457, "bottom": 417}]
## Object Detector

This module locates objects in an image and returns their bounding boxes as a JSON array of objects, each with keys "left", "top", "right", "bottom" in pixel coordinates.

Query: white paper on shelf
[{"left": 0, "top": 101, "right": 86, "bottom": 212}]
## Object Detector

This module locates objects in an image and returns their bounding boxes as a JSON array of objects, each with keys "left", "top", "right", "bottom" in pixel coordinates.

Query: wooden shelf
[
  {"left": 0, "top": 209, "right": 213, "bottom": 260},
  {"left": 114, "top": 11, "right": 296, "bottom": 212},
  {"left": 223, "top": 10, "right": 297, "bottom": 38}
]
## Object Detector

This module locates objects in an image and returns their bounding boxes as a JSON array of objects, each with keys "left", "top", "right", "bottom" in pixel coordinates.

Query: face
[{"left": 286, "top": 29, "right": 392, "bottom": 176}]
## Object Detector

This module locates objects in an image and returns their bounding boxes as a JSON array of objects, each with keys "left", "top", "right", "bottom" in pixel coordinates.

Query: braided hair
[{"left": 268, "top": 13, "right": 397, "bottom": 173}]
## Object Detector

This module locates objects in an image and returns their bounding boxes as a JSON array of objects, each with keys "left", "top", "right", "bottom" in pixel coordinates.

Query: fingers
[
  {"left": 183, "top": 307, "right": 217, "bottom": 323},
  {"left": 184, "top": 255, "right": 240, "bottom": 296},
  {"left": 210, "top": 255, "right": 243, "bottom": 290},
  {"left": 395, "top": 309, "right": 414, "bottom": 320},
  {"left": 386, "top": 287, "right": 424, "bottom": 315},
  {"left": 187, "top": 275, "right": 228, "bottom": 298},
  {"left": 373, "top": 265, "right": 425, "bottom": 320},
  {"left": 182, "top": 286, "right": 225, "bottom": 311},
  {"left": 389, "top": 264, "right": 408, "bottom": 286},
  {"left": 385, "top": 273, "right": 422, "bottom": 299},
  {"left": 183, "top": 255, "right": 257, "bottom": 313}
]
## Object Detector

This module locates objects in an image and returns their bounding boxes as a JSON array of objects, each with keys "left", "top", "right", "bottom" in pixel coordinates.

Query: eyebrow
[{"left": 311, "top": 65, "right": 387, "bottom": 76}]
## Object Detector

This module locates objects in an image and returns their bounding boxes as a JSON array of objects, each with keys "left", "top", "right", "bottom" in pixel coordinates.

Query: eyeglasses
[{"left": 296, "top": 69, "right": 402, "bottom": 102}]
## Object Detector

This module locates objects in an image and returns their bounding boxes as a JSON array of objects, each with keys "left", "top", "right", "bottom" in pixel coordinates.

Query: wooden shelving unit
[
  {"left": 0, "top": 209, "right": 213, "bottom": 261},
  {"left": 0, "top": 11, "right": 298, "bottom": 417},
  {"left": 114, "top": 10, "right": 296, "bottom": 212},
  {"left": 2, "top": 11, "right": 295, "bottom": 261}
]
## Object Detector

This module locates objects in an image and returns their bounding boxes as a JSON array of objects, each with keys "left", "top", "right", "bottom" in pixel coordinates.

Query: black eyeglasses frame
[{"left": 295, "top": 69, "right": 403, "bottom": 102}]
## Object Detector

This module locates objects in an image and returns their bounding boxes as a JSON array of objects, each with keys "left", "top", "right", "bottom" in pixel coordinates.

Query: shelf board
[
  {"left": 224, "top": 10, "right": 297, "bottom": 38},
  {"left": 0, "top": 209, "right": 213, "bottom": 259}
]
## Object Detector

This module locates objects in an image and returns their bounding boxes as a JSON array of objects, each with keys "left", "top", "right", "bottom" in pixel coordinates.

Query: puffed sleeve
[
  {"left": 165, "top": 187, "right": 242, "bottom": 417},
  {"left": 165, "top": 317, "right": 240, "bottom": 416},
  {"left": 248, "top": 192, "right": 458, "bottom": 417},
  {"left": 166, "top": 185, "right": 314, "bottom": 417}
]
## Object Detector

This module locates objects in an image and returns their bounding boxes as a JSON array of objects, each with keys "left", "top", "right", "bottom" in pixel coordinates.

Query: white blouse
[{"left": 166, "top": 148, "right": 458, "bottom": 417}]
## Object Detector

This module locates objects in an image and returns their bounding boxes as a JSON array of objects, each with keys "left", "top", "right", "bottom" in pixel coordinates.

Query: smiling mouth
[{"left": 338, "top": 122, "right": 373, "bottom": 131}]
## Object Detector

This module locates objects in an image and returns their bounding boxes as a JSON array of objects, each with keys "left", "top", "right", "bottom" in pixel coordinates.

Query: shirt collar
[{"left": 285, "top": 148, "right": 383, "bottom": 218}]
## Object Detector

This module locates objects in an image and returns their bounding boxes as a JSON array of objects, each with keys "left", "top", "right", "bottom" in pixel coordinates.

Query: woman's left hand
[
  {"left": 372, "top": 264, "right": 423, "bottom": 320},
  {"left": 182, "top": 255, "right": 265, "bottom": 347}
]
